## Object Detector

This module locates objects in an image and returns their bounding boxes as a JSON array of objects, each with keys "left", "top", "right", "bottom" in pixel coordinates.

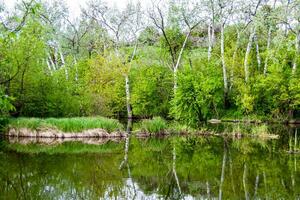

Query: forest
[{"left": 0, "top": 0, "right": 299, "bottom": 126}]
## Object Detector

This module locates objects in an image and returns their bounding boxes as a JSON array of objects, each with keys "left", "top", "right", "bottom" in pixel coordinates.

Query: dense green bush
[
  {"left": 131, "top": 64, "right": 172, "bottom": 117},
  {"left": 171, "top": 59, "right": 223, "bottom": 126}
]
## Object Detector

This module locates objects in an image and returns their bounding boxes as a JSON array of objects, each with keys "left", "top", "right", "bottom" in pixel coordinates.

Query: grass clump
[
  {"left": 141, "top": 117, "right": 167, "bottom": 134},
  {"left": 168, "top": 122, "right": 195, "bottom": 135},
  {"left": 8, "top": 117, "right": 123, "bottom": 133}
]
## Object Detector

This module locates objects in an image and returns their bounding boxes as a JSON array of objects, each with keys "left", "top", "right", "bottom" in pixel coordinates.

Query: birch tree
[
  {"left": 242, "top": 0, "right": 263, "bottom": 82},
  {"left": 217, "top": 0, "right": 234, "bottom": 105},
  {"left": 149, "top": 0, "right": 201, "bottom": 92},
  {"left": 84, "top": 0, "right": 142, "bottom": 118}
]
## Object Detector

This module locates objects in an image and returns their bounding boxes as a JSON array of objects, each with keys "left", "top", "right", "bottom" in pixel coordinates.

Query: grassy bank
[
  {"left": 135, "top": 117, "right": 279, "bottom": 138},
  {"left": 7, "top": 117, "right": 123, "bottom": 133}
]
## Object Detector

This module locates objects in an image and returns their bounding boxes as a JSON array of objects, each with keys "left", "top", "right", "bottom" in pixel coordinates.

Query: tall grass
[
  {"left": 8, "top": 117, "right": 123, "bottom": 133},
  {"left": 141, "top": 117, "right": 167, "bottom": 134}
]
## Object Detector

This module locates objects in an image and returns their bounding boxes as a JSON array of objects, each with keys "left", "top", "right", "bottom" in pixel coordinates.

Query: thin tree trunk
[
  {"left": 295, "top": 128, "right": 298, "bottom": 153},
  {"left": 292, "top": 32, "right": 299, "bottom": 75},
  {"left": 174, "top": 31, "right": 191, "bottom": 93},
  {"left": 231, "top": 29, "right": 240, "bottom": 91},
  {"left": 221, "top": 24, "right": 228, "bottom": 105},
  {"left": 125, "top": 75, "right": 132, "bottom": 119},
  {"left": 254, "top": 33, "right": 261, "bottom": 71},
  {"left": 59, "top": 49, "right": 68, "bottom": 80},
  {"left": 73, "top": 56, "right": 78, "bottom": 81},
  {"left": 212, "top": 22, "right": 215, "bottom": 45},
  {"left": 244, "top": 27, "right": 256, "bottom": 82},
  {"left": 264, "top": 27, "right": 272, "bottom": 75},
  {"left": 208, "top": 25, "right": 212, "bottom": 60}
]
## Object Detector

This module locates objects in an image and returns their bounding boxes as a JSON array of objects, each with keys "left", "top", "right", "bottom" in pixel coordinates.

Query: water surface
[{"left": 0, "top": 125, "right": 299, "bottom": 199}]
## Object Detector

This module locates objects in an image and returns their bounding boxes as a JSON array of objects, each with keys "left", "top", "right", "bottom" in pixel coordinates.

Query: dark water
[{"left": 0, "top": 125, "right": 299, "bottom": 199}]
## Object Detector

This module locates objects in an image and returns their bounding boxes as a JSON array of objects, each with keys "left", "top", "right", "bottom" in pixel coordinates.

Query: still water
[{"left": 0, "top": 124, "right": 299, "bottom": 199}]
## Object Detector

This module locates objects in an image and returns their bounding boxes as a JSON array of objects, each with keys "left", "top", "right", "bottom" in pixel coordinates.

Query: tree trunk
[
  {"left": 221, "top": 24, "right": 229, "bottom": 106},
  {"left": 254, "top": 33, "right": 261, "bottom": 71},
  {"left": 231, "top": 30, "right": 240, "bottom": 91},
  {"left": 292, "top": 32, "right": 299, "bottom": 75},
  {"left": 244, "top": 28, "right": 256, "bottom": 82},
  {"left": 208, "top": 25, "right": 212, "bottom": 60},
  {"left": 173, "top": 31, "right": 191, "bottom": 93},
  {"left": 59, "top": 49, "right": 68, "bottom": 80},
  {"left": 264, "top": 27, "right": 272, "bottom": 75},
  {"left": 125, "top": 75, "right": 132, "bottom": 119}
]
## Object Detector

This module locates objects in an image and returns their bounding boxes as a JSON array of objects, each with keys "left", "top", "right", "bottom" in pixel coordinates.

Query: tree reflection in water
[{"left": 0, "top": 126, "right": 299, "bottom": 199}]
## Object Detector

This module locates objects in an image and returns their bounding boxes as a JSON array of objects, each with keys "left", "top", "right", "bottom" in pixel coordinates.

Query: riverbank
[
  {"left": 2, "top": 116, "right": 288, "bottom": 139},
  {"left": 4, "top": 117, "right": 126, "bottom": 138}
]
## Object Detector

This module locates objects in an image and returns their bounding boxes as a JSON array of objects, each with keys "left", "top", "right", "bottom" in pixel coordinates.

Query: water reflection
[{"left": 0, "top": 126, "right": 299, "bottom": 199}]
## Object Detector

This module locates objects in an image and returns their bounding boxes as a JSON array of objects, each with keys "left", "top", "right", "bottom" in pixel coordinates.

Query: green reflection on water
[{"left": 0, "top": 126, "right": 299, "bottom": 199}]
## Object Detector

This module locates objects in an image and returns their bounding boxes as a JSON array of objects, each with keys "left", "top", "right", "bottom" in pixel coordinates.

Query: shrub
[{"left": 141, "top": 117, "right": 167, "bottom": 134}]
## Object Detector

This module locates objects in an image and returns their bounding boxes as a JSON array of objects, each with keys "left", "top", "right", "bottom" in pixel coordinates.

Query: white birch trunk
[
  {"left": 254, "top": 33, "right": 261, "bottom": 71},
  {"left": 73, "top": 56, "right": 78, "bottom": 81},
  {"left": 174, "top": 31, "right": 191, "bottom": 93},
  {"left": 292, "top": 32, "right": 299, "bottom": 75},
  {"left": 59, "top": 49, "right": 68, "bottom": 80},
  {"left": 244, "top": 28, "right": 256, "bottom": 82},
  {"left": 221, "top": 24, "right": 228, "bottom": 94},
  {"left": 208, "top": 25, "right": 212, "bottom": 60},
  {"left": 264, "top": 27, "right": 272, "bottom": 75},
  {"left": 125, "top": 75, "right": 132, "bottom": 119},
  {"left": 231, "top": 30, "right": 240, "bottom": 91}
]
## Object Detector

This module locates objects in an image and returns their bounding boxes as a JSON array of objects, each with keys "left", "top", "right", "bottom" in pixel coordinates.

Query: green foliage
[
  {"left": 167, "top": 122, "right": 195, "bottom": 134},
  {"left": 159, "top": 28, "right": 192, "bottom": 61},
  {"left": 141, "top": 117, "right": 167, "bottom": 134},
  {"left": 138, "top": 26, "right": 160, "bottom": 45},
  {"left": 8, "top": 117, "right": 123, "bottom": 133},
  {"left": 131, "top": 64, "right": 172, "bottom": 117},
  {"left": 171, "top": 59, "right": 223, "bottom": 126},
  {"left": 0, "top": 88, "right": 15, "bottom": 116}
]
